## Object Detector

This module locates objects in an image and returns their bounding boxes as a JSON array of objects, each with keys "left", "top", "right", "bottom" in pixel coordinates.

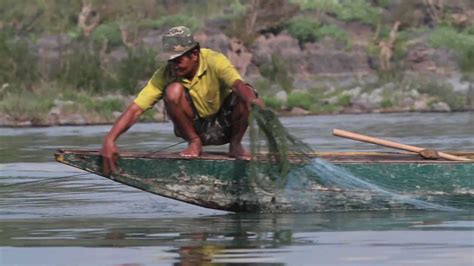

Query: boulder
[
  {"left": 432, "top": 102, "right": 451, "bottom": 112},
  {"left": 289, "top": 107, "right": 310, "bottom": 116},
  {"left": 413, "top": 99, "right": 429, "bottom": 111},
  {"left": 275, "top": 90, "right": 288, "bottom": 103},
  {"left": 343, "top": 87, "right": 362, "bottom": 97},
  {"left": 352, "top": 89, "right": 383, "bottom": 110},
  {"left": 405, "top": 42, "right": 459, "bottom": 74}
]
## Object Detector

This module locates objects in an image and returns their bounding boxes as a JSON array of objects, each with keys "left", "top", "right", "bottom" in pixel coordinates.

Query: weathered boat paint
[{"left": 55, "top": 149, "right": 474, "bottom": 213}]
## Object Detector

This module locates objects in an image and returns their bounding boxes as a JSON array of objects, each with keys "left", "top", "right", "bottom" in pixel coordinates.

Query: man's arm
[
  {"left": 232, "top": 79, "right": 264, "bottom": 109},
  {"left": 101, "top": 102, "right": 144, "bottom": 176}
]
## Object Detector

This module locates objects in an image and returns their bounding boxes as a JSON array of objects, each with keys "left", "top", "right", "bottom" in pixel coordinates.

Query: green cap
[{"left": 162, "top": 26, "right": 198, "bottom": 61}]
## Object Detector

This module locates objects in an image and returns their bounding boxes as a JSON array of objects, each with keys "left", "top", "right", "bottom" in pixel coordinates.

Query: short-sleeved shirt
[{"left": 134, "top": 48, "right": 242, "bottom": 118}]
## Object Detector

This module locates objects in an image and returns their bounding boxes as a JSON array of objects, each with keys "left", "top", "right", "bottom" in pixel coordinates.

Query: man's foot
[
  {"left": 180, "top": 139, "right": 202, "bottom": 157},
  {"left": 229, "top": 143, "right": 250, "bottom": 160}
]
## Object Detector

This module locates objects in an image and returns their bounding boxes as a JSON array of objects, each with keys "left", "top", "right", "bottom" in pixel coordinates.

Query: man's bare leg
[
  {"left": 164, "top": 82, "right": 202, "bottom": 157},
  {"left": 228, "top": 96, "right": 251, "bottom": 159}
]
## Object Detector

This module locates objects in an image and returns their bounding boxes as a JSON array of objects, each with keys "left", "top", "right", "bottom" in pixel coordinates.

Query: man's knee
[{"left": 164, "top": 82, "right": 185, "bottom": 105}]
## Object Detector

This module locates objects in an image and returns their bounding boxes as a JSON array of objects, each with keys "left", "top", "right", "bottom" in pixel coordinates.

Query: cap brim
[
  {"left": 160, "top": 44, "right": 198, "bottom": 61},
  {"left": 160, "top": 51, "right": 185, "bottom": 61}
]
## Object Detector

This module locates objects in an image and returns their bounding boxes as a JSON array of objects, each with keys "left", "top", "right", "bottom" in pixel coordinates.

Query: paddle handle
[{"left": 333, "top": 129, "right": 471, "bottom": 161}]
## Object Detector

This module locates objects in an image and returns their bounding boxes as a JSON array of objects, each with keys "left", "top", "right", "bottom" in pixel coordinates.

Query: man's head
[{"left": 162, "top": 26, "right": 200, "bottom": 78}]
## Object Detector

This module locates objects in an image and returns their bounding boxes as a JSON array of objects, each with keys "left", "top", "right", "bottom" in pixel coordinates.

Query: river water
[{"left": 1, "top": 112, "right": 473, "bottom": 265}]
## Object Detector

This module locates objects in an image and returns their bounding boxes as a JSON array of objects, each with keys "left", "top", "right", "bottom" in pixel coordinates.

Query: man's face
[{"left": 169, "top": 52, "right": 198, "bottom": 78}]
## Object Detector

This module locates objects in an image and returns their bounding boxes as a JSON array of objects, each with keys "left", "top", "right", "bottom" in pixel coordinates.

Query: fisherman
[{"left": 101, "top": 26, "right": 263, "bottom": 176}]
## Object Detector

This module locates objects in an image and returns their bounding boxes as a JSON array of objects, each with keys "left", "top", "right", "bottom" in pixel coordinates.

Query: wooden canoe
[{"left": 54, "top": 149, "right": 474, "bottom": 213}]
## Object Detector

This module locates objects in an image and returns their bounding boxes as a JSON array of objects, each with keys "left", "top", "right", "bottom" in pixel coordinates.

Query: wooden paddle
[{"left": 332, "top": 129, "right": 471, "bottom": 162}]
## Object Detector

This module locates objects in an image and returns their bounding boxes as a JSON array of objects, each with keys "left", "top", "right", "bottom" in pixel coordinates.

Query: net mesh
[
  {"left": 249, "top": 106, "right": 312, "bottom": 192},
  {"left": 248, "top": 106, "right": 468, "bottom": 211}
]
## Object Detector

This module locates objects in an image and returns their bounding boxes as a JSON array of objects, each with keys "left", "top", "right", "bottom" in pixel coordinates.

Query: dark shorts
[{"left": 171, "top": 91, "right": 237, "bottom": 146}]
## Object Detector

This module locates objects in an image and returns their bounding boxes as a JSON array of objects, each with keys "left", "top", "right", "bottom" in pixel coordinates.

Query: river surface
[{"left": 1, "top": 112, "right": 473, "bottom": 265}]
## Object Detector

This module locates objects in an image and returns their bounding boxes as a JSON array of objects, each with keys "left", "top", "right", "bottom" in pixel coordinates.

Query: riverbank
[
  {"left": 1, "top": 74, "right": 473, "bottom": 127},
  {"left": 1, "top": 104, "right": 472, "bottom": 128},
  {"left": 1, "top": 1, "right": 473, "bottom": 127}
]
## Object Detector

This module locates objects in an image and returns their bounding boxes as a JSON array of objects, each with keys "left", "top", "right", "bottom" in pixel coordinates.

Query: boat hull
[{"left": 55, "top": 149, "right": 474, "bottom": 213}]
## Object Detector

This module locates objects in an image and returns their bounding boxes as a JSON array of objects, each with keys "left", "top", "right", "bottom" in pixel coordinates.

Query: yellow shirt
[{"left": 134, "top": 48, "right": 242, "bottom": 118}]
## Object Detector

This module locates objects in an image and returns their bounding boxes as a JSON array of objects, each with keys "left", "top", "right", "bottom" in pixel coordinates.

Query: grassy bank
[{"left": 0, "top": 0, "right": 473, "bottom": 125}]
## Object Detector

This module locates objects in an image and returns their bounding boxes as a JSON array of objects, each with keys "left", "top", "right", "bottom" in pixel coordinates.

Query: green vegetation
[
  {"left": 429, "top": 27, "right": 474, "bottom": 72},
  {"left": 336, "top": 94, "right": 351, "bottom": 107},
  {"left": 0, "top": 0, "right": 472, "bottom": 124},
  {"left": 291, "top": 0, "right": 381, "bottom": 26},
  {"left": 0, "top": 0, "right": 82, "bottom": 35},
  {"left": 414, "top": 78, "right": 467, "bottom": 111},
  {"left": 259, "top": 54, "right": 293, "bottom": 92},
  {"left": 380, "top": 97, "right": 393, "bottom": 108},
  {"left": 287, "top": 18, "right": 321, "bottom": 44},
  {"left": 91, "top": 23, "right": 122, "bottom": 47},
  {"left": 0, "top": 33, "right": 39, "bottom": 89},
  {"left": 263, "top": 97, "right": 284, "bottom": 111},
  {"left": 287, "top": 17, "right": 349, "bottom": 46},
  {"left": 287, "top": 92, "right": 314, "bottom": 109},
  {"left": 0, "top": 89, "right": 54, "bottom": 123},
  {"left": 309, "top": 103, "right": 341, "bottom": 114},
  {"left": 59, "top": 43, "right": 107, "bottom": 92},
  {"left": 113, "top": 48, "right": 158, "bottom": 94}
]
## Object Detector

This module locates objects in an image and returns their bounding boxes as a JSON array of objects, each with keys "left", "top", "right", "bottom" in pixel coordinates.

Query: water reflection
[
  {"left": 1, "top": 211, "right": 473, "bottom": 264},
  {"left": 1, "top": 113, "right": 474, "bottom": 265}
]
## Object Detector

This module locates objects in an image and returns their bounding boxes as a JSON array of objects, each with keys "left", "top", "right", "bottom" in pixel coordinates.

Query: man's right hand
[
  {"left": 99, "top": 103, "right": 144, "bottom": 177},
  {"left": 100, "top": 139, "right": 119, "bottom": 176}
]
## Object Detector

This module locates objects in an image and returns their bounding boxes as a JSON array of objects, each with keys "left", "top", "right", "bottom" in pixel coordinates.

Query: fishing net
[
  {"left": 248, "top": 106, "right": 465, "bottom": 211},
  {"left": 248, "top": 106, "right": 312, "bottom": 192}
]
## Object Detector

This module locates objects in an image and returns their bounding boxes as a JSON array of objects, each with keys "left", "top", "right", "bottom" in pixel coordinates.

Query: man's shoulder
[
  {"left": 201, "top": 48, "right": 227, "bottom": 61},
  {"left": 201, "top": 47, "right": 220, "bottom": 56}
]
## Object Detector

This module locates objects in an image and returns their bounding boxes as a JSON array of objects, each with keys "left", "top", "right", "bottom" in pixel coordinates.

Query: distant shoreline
[{"left": 1, "top": 110, "right": 472, "bottom": 128}]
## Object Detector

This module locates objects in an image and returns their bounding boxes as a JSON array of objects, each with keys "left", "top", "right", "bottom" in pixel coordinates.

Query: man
[{"left": 101, "top": 26, "right": 262, "bottom": 176}]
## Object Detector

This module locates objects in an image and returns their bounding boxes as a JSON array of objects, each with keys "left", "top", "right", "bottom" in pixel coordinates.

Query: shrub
[
  {"left": 464, "top": 24, "right": 474, "bottom": 35},
  {"left": 287, "top": 18, "right": 321, "bottom": 44},
  {"left": 0, "top": 88, "right": 54, "bottom": 122},
  {"left": 59, "top": 43, "right": 107, "bottom": 92},
  {"left": 287, "top": 18, "right": 349, "bottom": 46},
  {"left": 258, "top": 54, "right": 293, "bottom": 92},
  {"left": 336, "top": 94, "right": 351, "bottom": 107},
  {"left": 315, "top": 25, "right": 349, "bottom": 46},
  {"left": 94, "top": 97, "right": 125, "bottom": 119},
  {"left": 0, "top": 33, "right": 39, "bottom": 88},
  {"left": 58, "top": 89, "right": 126, "bottom": 120},
  {"left": 0, "top": 0, "right": 81, "bottom": 35},
  {"left": 413, "top": 77, "right": 466, "bottom": 111},
  {"left": 290, "top": 0, "right": 381, "bottom": 26},
  {"left": 429, "top": 27, "right": 474, "bottom": 72},
  {"left": 112, "top": 47, "right": 158, "bottom": 94},
  {"left": 253, "top": 78, "right": 272, "bottom": 95},
  {"left": 91, "top": 22, "right": 122, "bottom": 47},
  {"left": 290, "top": 0, "right": 340, "bottom": 12},
  {"left": 263, "top": 96, "right": 284, "bottom": 110},
  {"left": 287, "top": 92, "right": 314, "bottom": 109},
  {"left": 380, "top": 98, "right": 393, "bottom": 108},
  {"left": 334, "top": 0, "right": 381, "bottom": 26}
]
